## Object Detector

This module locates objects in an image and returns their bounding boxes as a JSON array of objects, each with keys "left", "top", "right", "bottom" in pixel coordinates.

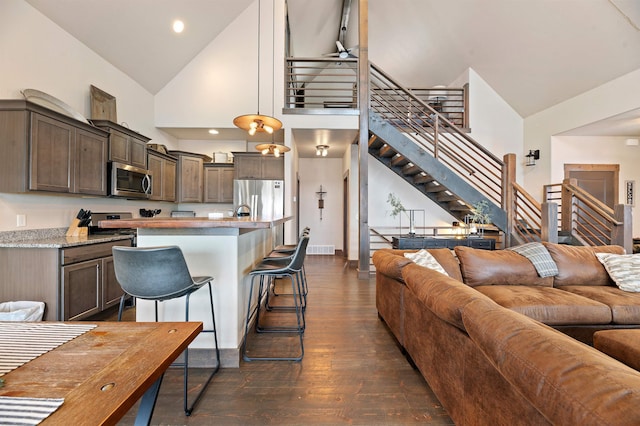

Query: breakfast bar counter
[{"left": 99, "top": 216, "right": 292, "bottom": 367}]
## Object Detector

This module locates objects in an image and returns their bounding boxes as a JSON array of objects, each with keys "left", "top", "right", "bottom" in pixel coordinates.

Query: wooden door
[
  {"left": 163, "top": 159, "right": 177, "bottom": 202},
  {"left": 564, "top": 164, "right": 619, "bottom": 208},
  {"left": 109, "top": 129, "right": 130, "bottom": 164},
  {"left": 564, "top": 164, "right": 619, "bottom": 242},
  {"left": 204, "top": 167, "right": 221, "bottom": 202},
  {"left": 130, "top": 137, "right": 148, "bottom": 169},
  {"left": 177, "top": 155, "right": 203, "bottom": 202}
]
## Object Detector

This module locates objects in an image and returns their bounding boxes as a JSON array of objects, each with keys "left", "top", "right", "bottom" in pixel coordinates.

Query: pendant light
[{"left": 233, "top": 0, "right": 283, "bottom": 138}]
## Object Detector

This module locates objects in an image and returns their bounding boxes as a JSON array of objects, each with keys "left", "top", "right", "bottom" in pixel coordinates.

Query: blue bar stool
[
  {"left": 112, "top": 245, "right": 220, "bottom": 416},
  {"left": 243, "top": 236, "right": 309, "bottom": 361}
]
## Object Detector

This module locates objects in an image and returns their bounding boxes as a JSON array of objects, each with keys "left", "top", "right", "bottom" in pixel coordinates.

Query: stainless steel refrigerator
[{"left": 234, "top": 179, "right": 285, "bottom": 243}]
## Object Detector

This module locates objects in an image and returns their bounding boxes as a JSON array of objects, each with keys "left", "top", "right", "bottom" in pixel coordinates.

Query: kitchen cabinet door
[
  {"left": 130, "top": 137, "right": 148, "bottom": 169},
  {"left": 62, "top": 259, "right": 101, "bottom": 320},
  {"left": 102, "top": 256, "right": 124, "bottom": 310},
  {"left": 74, "top": 128, "right": 108, "bottom": 195},
  {"left": 148, "top": 151, "right": 177, "bottom": 202},
  {"left": 261, "top": 156, "right": 284, "bottom": 180},
  {"left": 164, "top": 158, "right": 177, "bottom": 202},
  {"left": 109, "top": 129, "right": 130, "bottom": 165},
  {"left": 29, "top": 113, "right": 74, "bottom": 193},
  {"left": 204, "top": 166, "right": 234, "bottom": 203},
  {"left": 177, "top": 154, "right": 203, "bottom": 203},
  {"left": 234, "top": 154, "right": 262, "bottom": 179}
]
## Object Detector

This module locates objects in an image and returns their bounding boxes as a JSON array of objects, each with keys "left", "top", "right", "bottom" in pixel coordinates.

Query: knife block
[{"left": 66, "top": 218, "right": 88, "bottom": 237}]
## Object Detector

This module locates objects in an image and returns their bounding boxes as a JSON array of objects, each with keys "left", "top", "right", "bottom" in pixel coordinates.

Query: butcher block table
[{"left": 0, "top": 321, "right": 202, "bottom": 425}]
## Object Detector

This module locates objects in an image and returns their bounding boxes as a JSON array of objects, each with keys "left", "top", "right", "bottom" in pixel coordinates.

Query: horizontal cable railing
[
  {"left": 285, "top": 58, "right": 359, "bottom": 111},
  {"left": 369, "top": 62, "right": 503, "bottom": 207}
]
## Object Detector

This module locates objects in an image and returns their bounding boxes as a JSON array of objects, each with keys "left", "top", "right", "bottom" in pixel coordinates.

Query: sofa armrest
[{"left": 462, "top": 297, "right": 640, "bottom": 425}]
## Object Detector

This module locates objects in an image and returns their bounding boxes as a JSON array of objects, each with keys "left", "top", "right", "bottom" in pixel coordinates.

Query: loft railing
[{"left": 284, "top": 58, "right": 466, "bottom": 127}]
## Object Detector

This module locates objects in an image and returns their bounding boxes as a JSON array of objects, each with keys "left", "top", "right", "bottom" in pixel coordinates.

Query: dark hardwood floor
[{"left": 116, "top": 255, "right": 453, "bottom": 425}]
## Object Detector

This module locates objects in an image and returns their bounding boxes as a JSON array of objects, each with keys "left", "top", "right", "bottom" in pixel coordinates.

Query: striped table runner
[
  {"left": 0, "top": 322, "right": 97, "bottom": 424},
  {"left": 0, "top": 322, "right": 96, "bottom": 376}
]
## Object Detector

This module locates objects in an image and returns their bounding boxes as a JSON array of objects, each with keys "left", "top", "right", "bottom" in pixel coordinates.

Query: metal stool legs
[
  {"left": 243, "top": 271, "right": 304, "bottom": 361},
  {"left": 117, "top": 280, "right": 220, "bottom": 416}
]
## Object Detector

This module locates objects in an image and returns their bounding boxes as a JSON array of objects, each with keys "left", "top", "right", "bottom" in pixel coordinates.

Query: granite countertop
[
  {"left": 0, "top": 228, "right": 133, "bottom": 248},
  {"left": 99, "top": 216, "right": 292, "bottom": 230}
]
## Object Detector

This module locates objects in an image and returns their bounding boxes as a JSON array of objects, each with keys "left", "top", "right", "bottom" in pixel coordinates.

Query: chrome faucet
[{"left": 235, "top": 204, "right": 251, "bottom": 217}]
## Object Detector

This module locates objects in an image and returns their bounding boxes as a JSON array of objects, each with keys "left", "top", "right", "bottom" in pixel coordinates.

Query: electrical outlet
[{"left": 16, "top": 214, "right": 26, "bottom": 227}]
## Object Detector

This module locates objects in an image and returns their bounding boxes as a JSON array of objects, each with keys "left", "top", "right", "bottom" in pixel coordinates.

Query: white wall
[
  {"left": 0, "top": 0, "right": 178, "bottom": 232},
  {"left": 367, "top": 159, "right": 457, "bottom": 233},
  {"left": 524, "top": 68, "right": 640, "bottom": 199},
  {"left": 298, "top": 158, "right": 343, "bottom": 251}
]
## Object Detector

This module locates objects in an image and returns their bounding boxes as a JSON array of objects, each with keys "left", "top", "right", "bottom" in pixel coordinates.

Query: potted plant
[
  {"left": 388, "top": 193, "right": 417, "bottom": 236},
  {"left": 469, "top": 200, "right": 492, "bottom": 237}
]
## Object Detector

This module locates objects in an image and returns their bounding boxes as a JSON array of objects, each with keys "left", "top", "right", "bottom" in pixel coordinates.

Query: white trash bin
[{"left": 0, "top": 301, "right": 45, "bottom": 321}]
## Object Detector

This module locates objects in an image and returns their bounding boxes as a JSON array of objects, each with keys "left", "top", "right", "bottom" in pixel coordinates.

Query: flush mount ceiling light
[
  {"left": 172, "top": 20, "right": 184, "bottom": 33},
  {"left": 208, "top": 129, "right": 219, "bottom": 135},
  {"left": 233, "top": 0, "right": 282, "bottom": 137},
  {"left": 256, "top": 143, "right": 290, "bottom": 157},
  {"left": 316, "top": 144, "right": 329, "bottom": 157}
]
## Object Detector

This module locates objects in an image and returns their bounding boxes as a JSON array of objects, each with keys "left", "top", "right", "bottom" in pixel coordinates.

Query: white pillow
[
  {"left": 404, "top": 249, "right": 449, "bottom": 276},
  {"left": 595, "top": 252, "right": 640, "bottom": 292}
]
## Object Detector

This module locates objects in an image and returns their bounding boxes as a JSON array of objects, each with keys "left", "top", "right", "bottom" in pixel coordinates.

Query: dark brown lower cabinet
[{"left": 0, "top": 239, "right": 131, "bottom": 321}]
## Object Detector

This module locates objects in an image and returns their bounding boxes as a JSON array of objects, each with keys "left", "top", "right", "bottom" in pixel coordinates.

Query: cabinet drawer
[{"left": 62, "top": 240, "right": 131, "bottom": 265}]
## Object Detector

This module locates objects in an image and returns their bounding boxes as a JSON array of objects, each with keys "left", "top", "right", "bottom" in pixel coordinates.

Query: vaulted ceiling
[{"left": 23, "top": 0, "right": 640, "bottom": 154}]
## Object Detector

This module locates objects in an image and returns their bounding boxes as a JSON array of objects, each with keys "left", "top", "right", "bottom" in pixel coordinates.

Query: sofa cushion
[
  {"left": 402, "top": 262, "right": 495, "bottom": 330},
  {"left": 542, "top": 243, "right": 624, "bottom": 287},
  {"left": 558, "top": 285, "right": 640, "bottom": 324},
  {"left": 427, "top": 248, "right": 463, "bottom": 282},
  {"left": 474, "top": 285, "right": 612, "bottom": 325},
  {"left": 507, "top": 242, "right": 558, "bottom": 277},
  {"left": 594, "top": 329, "right": 640, "bottom": 372},
  {"left": 455, "top": 246, "right": 553, "bottom": 287},
  {"left": 404, "top": 249, "right": 448, "bottom": 275},
  {"left": 462, "top": 297, "right": 640, "bottom": 425},
  {"left": 595, "top": 253, "right": 640, "bottom": 292}
]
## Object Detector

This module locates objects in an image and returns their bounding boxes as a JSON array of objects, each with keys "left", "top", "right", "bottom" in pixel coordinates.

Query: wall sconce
[
  {"left": 525, "top": 149, "right": 540, "bottom": 166},
  {"left": 316, "top": 185, "right": 326, "bottom": 220},
  {"left": 316, "top": 145, "right": 329, "bottom": 157}
]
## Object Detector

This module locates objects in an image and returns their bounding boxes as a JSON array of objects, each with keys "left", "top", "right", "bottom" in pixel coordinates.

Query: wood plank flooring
[{"left": 116, "top": 255, "right": 453, "bottom": 425}]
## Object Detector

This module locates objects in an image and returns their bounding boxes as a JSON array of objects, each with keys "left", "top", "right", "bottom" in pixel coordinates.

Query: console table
[{"left": 392, "top": 237, "right": 495, "bottom": 250}]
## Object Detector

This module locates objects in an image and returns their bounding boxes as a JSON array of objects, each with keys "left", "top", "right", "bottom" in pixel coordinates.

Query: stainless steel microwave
[{"left": 108, "top": 162, "right": 152, "bottom": 199}]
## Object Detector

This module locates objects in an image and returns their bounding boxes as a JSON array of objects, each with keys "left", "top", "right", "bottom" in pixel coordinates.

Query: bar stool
[
  {"left": 243, "top": 236, "right": 309, "bottom": 361},
  {"left": 112, "top": 245, "right": 220, "bottom": 416},
  {"left": 263, "top": 228, "right": 310, "bottom": 307}
]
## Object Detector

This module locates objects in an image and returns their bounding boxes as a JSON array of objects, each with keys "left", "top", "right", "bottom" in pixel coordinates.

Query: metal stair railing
[{"left": 369, "top": 62, "right": 504, "bottom": 207}]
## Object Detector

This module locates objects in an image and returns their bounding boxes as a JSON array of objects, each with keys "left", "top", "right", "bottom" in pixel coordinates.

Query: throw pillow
[
  {"left": 508, "top": 242, "right": 559, "bottom": 278},
  {"left": 404, "top": 249, "right": 449, "bottom": 276},
  {"left": 595, "top": 253, "right": 640, "bottom": 292}
]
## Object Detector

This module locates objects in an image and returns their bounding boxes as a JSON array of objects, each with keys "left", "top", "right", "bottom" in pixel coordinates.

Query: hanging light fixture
[
  {"left": 255, "top": 143, "right": 290, "bottom": 157},
  {"left": 315, "top": 145, "right": 329, "bottom": 157},
  {"left": 233, "top": 0, "right": 282, "bottom": 137}
]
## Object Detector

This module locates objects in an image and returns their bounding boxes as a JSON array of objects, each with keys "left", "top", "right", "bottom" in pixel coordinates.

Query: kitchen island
[{"left": 99, "top": 216, "right": 292, "bottom": 367}]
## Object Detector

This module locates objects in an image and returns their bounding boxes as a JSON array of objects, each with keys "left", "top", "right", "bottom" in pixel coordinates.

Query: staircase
[
  {"left": 283, "top": 57, "right": 632, "bottom": 252},
  {"left": 367, "top": 63, "right": 510, "bottom": 239}
]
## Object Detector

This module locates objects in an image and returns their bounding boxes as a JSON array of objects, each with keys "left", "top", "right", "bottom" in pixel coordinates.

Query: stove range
[{"left": 89, "top": 212, "right": 137, "bottom": 244}]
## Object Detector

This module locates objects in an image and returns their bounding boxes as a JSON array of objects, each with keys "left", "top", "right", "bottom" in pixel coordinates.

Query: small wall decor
[
  {"left": 316, "top": 185, "right": 327, "bottom": 220},
  {"left": 626, "top": 180, "right": 635, "bottom": 206}
]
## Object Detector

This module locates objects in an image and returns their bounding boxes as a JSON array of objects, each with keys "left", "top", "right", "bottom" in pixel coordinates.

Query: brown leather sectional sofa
[{"left": 373, "top": 243, "right": 640, "bottom": 425}]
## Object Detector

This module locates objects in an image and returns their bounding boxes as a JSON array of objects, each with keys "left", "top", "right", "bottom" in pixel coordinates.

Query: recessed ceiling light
[
  {"left": 208, "top": 129, "right": 219, "bottom": 135},
  {"left": 172, "top": 20, "right": 184, "bottom": 33}
]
